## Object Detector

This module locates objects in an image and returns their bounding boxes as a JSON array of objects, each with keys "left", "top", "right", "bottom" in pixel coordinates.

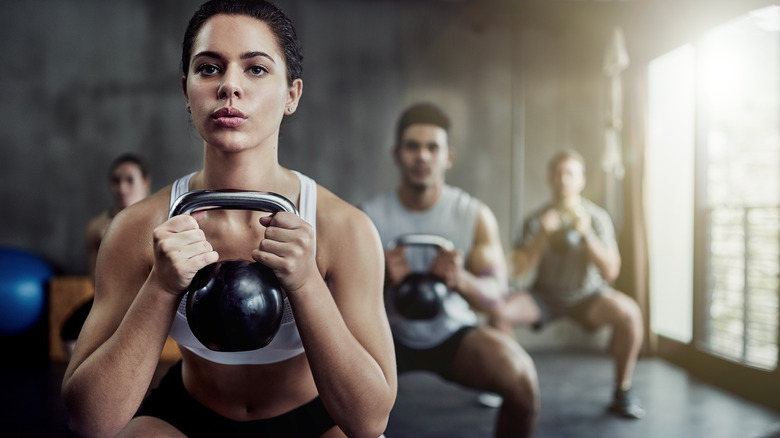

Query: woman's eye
[
  {"left": 196, "top": 64, "right": 219, "bottom": 76},
  {"left": 249, "top": 65, "right": 268, "bottom": 76}
]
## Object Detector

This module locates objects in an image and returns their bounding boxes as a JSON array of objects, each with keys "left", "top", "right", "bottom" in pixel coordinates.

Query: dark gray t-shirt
[{"left": 517, "top": 199, "right": 617, "bottom": 308}]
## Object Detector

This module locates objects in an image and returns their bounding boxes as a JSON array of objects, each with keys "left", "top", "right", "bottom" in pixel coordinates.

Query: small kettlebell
[{"left": 390, "top": 234, "right": 455, "bottom": 320}]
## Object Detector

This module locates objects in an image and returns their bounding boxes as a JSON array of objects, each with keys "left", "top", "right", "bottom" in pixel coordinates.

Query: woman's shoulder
[
  {"left": 316, "top": 185, "right": 369, "bottom": 223},
  {"left": 316, "top": 186, "right": 379, "bottom": 244},
  {"left": 108, "top": 187, "right": 173, "bottom": 242}
]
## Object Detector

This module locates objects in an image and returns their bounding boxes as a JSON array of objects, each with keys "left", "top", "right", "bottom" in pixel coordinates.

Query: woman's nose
[{"left": 217, "top": 67, "right": 243, "bottom": 100}]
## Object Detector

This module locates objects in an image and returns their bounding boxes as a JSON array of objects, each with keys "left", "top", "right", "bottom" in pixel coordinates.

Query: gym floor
[{"left": 3, "top": 349, "right": 779, "bottom": 437}]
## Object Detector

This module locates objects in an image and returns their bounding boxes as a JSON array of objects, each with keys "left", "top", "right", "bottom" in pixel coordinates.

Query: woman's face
[
  {"left": 183, "top": 14, "right": 302, "bottom": 152},
  {"left": 109, "top": 162, "right": 149, "bottom": 210}
]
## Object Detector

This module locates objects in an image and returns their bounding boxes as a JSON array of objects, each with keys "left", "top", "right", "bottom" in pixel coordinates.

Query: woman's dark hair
[
  {"left": 395, "top": 103, "right": 451, "bottom": 147},
  {"left": 109, "top": 153, "right": 149, "bottom": 179},
  {"left": 181, "top": 0, "right": 303, "bottom": 86}
]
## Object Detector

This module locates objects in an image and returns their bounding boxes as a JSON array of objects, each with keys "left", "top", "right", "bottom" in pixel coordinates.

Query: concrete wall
[{"left": 1, "top": 0, "right": 615, "bottom": 276}]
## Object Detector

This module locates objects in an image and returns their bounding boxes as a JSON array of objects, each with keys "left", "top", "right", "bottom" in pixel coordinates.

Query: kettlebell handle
[
  {"left": 390, "top": 233, "right": 454, "bottom": 251},
  {"left": 169, "top": 190, "right": 299, "bottom": 219}
]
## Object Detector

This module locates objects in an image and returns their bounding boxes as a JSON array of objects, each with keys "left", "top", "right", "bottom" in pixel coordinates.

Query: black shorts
[
  {"left": 136, "top": 361, "right": 336, "bottom": 438},
  {"left": 393, "top": 326, "right": 475, "bottom": 381}
]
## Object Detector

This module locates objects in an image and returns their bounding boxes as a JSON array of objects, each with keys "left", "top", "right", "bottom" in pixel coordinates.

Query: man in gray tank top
[
  {"left": 361, "top": 103, "right": 539, "bottom": 438},
  {"left": 489, "top": 149, "right": 646, "bottom": 419}
]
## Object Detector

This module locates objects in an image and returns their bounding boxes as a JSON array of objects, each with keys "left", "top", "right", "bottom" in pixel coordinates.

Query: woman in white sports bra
[{"left": 62, "top": 1, "right": 396, "bottom": 437}]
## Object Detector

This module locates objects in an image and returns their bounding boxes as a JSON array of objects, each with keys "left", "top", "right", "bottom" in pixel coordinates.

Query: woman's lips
[
  {"left": 214, "top": 116, "right": 246, "bottom": 128},
  {"left": 212, "top": 107, "right": 247, "bottom": 128}
]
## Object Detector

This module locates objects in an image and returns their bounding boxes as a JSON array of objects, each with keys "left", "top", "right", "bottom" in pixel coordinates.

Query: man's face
[
  {"left": 394, "top": 123, "right": 452, "bottom": 190},
  {"left": 549, "top": 157, "right": 585, "bottom": 200}
]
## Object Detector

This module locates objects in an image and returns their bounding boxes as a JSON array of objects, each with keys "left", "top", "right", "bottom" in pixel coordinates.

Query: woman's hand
[
  {"left": 253, "top": 212, "right": 319, "bottom": 294},
  {"left": 151, "top": 212, "right": 219, "bottom": 297}
]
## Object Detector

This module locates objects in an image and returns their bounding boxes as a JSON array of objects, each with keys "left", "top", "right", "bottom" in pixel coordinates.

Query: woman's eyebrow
[
  {"left": 192, "top": 51, "right": 275, "bottom": 64},
  {"left": 242, "top": 51, "right": 276, "bottom": 64}
]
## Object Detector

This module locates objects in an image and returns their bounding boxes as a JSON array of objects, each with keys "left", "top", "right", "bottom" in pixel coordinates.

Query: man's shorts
[
  {"left": 530, "top": 287, "right": 607, "bottom": 331},
  {"left": 393, "top": 326, "right": 476, "bottom": 381},
  {"left": 135, "top": 361, "right": 336, "bottom": 437}
]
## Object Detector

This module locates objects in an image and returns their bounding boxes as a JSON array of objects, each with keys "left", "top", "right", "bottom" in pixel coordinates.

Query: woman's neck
[{"left": 193, "top": 144, "right": 296, "bottom": 200}]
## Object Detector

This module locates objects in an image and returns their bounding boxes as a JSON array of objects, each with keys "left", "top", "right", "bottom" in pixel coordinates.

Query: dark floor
[
  {"left": 387, "top": 350, "right": 780, "bottom": 438},
  {"left": 2, "top": 350, "right": 779, "bottom": 437}
]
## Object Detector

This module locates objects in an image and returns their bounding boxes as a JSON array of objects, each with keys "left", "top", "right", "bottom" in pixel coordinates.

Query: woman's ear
[
  {"left": 181, "top": 76, "right": 190, "bottom": 112},
  {"left": 285, "top": 78, "right": 303, "bottom": 114}
]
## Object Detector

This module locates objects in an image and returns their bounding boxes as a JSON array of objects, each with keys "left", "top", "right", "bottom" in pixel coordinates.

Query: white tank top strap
[
  {"left": 170, "top": 171, "right": 196, "bottom": 204},
  {"left": 291, "top": 170, "right": 317, "bottom": 239}
]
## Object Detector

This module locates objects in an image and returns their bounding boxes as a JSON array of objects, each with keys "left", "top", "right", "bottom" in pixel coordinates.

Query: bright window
[
  {"left": 647, "top": 44, "right": 695, "bottom": 343},
  {"left": 698, "top": 6, "right": 780, "bottom": 370},
  {"left": 648, "top": 5, "right": 779, "bottom": 370}
]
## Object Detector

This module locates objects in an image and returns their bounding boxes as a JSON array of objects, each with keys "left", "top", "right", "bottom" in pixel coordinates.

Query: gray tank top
[
  {"left": 361, "top": 186, "right": 480, "bottom": 349},
  {"left": 167, "top": 171, "right": 317, "bottom": 364}
]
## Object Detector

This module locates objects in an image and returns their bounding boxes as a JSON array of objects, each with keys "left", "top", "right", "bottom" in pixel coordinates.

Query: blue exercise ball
[{"left": 0, "top": 247, "right": 53, "bottom": 336}]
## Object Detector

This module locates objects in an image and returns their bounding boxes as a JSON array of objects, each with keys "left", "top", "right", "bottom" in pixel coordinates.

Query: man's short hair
[
  {"left": 548, "top": 149, "right": 586, "bottom": 175},
  {"left": 396, "top": 103, "right": 450, "bottom": 146}
]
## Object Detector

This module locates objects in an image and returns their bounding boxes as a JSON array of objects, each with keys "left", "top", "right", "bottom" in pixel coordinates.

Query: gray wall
[
  {"left": 0, "top": 0, "right": 613, "bottom": 275},
  {"left": 2, "top": 0, "right": 763, "bottom": 278}
]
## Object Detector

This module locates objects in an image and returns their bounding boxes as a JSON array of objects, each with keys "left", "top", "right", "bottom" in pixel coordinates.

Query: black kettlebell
[
  {"left": 548, "top": 209, "right": 584, "bottom": 253},
  {"left": 169, "top": 189, "right": 299, "bottom": 352},
  {"left": 394, "top": 272, "right": 449, "bottom": 320},
  {"left": 390, "top": 234, "right": 455, "bottom": 320}
]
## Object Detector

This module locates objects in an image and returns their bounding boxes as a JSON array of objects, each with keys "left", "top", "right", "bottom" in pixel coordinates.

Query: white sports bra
[{"left": 167, "top": 171, "right": 317, "bottom": 365}]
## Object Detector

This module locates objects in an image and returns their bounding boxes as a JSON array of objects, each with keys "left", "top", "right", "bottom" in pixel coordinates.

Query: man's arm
[
  {"left": 574, "top": 208, "right": 621, "bottom": 282},
  {"left": 512, "top": 208, "right": 559, "bottom": 278},
  {"left": 432, "top": 203, "right": 507, "bottom": 312}
]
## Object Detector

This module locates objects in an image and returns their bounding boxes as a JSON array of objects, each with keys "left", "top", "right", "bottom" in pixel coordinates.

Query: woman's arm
[
  {"left": 254, "top": 191, "right": 396, "bottom": 438},
  {"left": 62, "top": 194, "right": 218, "bottom": 438}
]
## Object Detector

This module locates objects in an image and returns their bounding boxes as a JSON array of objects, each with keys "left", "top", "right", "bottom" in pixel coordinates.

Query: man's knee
[
  {"left": 474, "top": 329, "right": 539, "bottom": 404},
  {"left": 614, "top": 293, "right": 643, "bottom": 329},
  {"left": 507, "top": 347, "right": 539, "bottom": 407},
  {"left": 492, "top": 292, "right": 541, "bottom": 328},
  {"left": 454, "top": 328, "right": 534, "bottom": 381}
]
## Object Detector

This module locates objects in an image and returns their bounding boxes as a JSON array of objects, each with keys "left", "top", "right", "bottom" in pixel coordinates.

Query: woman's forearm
[
  {"left": 63, "top": 277, "right": 180, "bottom": 438},
  {"left": 288, "top": 279, "right": 395, "bottom": 438}
]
